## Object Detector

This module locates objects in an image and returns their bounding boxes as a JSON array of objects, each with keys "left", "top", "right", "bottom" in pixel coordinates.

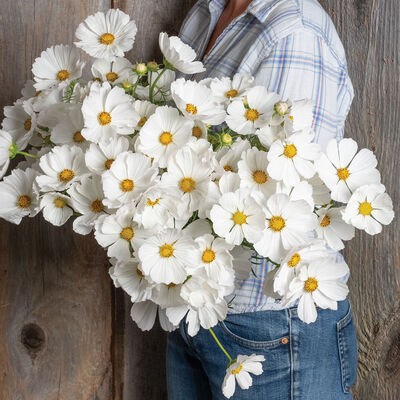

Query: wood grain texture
[
  {"left": 319, "top": 1, "right": 400, "bottom": 399},
  {"left": 0, "top": 1, "right": 115, "bottom": 399}
]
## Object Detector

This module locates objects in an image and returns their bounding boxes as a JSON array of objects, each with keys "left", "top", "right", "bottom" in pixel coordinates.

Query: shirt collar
[{"left": 207, "top": 0, "right": 282, "bottom": 25}]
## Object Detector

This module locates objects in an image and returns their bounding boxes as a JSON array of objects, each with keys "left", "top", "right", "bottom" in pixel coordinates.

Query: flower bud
[
  {"left": 274, "top": 101, "right": 289, "bottom": 116},
  {"left": 147, "top": 61, "right": 158, "bottom": 71},
  {"left": 136, "top": 63, "right": 147, "bottom": 74}
]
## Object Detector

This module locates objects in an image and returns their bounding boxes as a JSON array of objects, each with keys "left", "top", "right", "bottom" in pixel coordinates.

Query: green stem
[
  {"left": 149, "top": 66, "right": 168, "bottom": 102},
  {"left": 209, "top": 328, "right": 232, "bottom": 363},
  {"left": 131, "top": 75, "right": 141, "bottom": 97},
  {"left": 17, "top": 151, "right": 39, "bottom": 159}
]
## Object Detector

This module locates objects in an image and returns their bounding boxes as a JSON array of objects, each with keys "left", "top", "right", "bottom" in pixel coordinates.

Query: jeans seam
[
  {"left": 336, "top": 303, "right": 353, "bottom": 394},
  {"left": 219, "top": 321, "right": 288, "bottom": 349},
  {"left": 289, "top": 309, "right": 294, "bottom": 400}
]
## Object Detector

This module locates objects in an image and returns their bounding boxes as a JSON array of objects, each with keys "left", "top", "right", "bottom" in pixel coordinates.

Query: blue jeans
[{"left": 167, "top": 299, "right": 358, "bottom": 399}]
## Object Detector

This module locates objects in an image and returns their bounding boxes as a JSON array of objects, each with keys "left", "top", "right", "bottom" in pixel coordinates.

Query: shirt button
[{"left": 281, "top": 337, "right": 289, "bottom": 344}]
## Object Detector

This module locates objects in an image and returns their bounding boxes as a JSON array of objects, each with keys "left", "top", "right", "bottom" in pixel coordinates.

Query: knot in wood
[{"left": 21, "top": 323, "right": 45, "bottom": 357}]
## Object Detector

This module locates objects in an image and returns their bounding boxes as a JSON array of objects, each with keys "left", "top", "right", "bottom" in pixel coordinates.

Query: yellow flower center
[
  {"left": 288, "top": 253, "right": 301, "bottom": 268},
  {"left": 232, "top": 211, "right": 247, "bottom": 225},
  {"left": 24, "top": 118, "right": 32, "bottom": 131},
  {"left": 138, "top": 116, "right": 148, "bottom": 127},
  {"left": 185, "top": 104, "right": 198, "bottom": 115},
  {"left": 58, "top": 169, "right": 75, "bottom": 183},
  {"left": 159, "top": 244, "right": 174, "bottom": 258},
  {"left": 120, "top": 179, "right": 134, "bottom": 192},
  {"left": 104, "top": 158, "right": 115, "bottom": 170},
  {"left": 283, "top": 144, "right": 297, "bottom": 159},
  {"left": 359, "top": 201, "right": 373, "bottom": 216},
  {"left": 146, "top": 198, "right": 160, "bottom": 207},
  {"left": 54, "top": 197, "right": 67, "bottom": 208},
  {"left": 159, "top": 131, "right": 173, "bottom": 145},
  {"left": 304, "top": 277, "right": 318, "bottom": 292},
  {"left": 179, "top": 177, "right": 195, "bottom": 193},
  {"left": 320, "top": 215, "right": 331, "bottom": 227},
  {"left": 34, "top": 91, "right": 42, "bottom": 97},
  {"left": 98, "top": 111, "right": 112, "bottom": 126},
  {"left": 106, "top": 71, "right": 119, "bottom": 82},
  {"left": 168, "top": 283, "right": 177, "bottom": 288},
  {"left": 100, "top": 32, "right": 115, "bottom": 45},
  {"left": 17, "top": 194, "right": 31, "bottom": 209},
  {"left": 269, "top": 216, "right": 286, "bottom": 232},
  {"left": 288, "top": 115, "right": 294, "bottom": 122},
  {"left": 224, "top": 165, "right": 233, "bottom": 172},
  {"left": 57, "top": 69, "right": 70, "bottom": 81},
  {"left": 73, "top": 131, "right": 85, "bottom": 143},
  {"left": 337, "top": 168, "right": 350, "bottom": 181},
  {"left": 120, "top": 227, "right": 134, "bottom": 241},
  {"left": 136, "top": 268, "right": 145, "bottom": 278},
  {"left": 222, "top": 133, "right": 232, "bottom": 145},
  {"left": 245, "top": 108, "right": 259, "bottom": 121},
  {"left": 90, "top": 199, "right": 104, "bottom": 213},
  {"left": 225, "top": 89, "right": 238, "bottom": 99},
  {"left": 202, "top": 249, "right": 216, "bottom": 263},
  {"left": 192, "top": 126, "right": 203, "bottom": 138},
  {"left": 253, "top": 170, "right": 268, "bottom": 184},
  {"left": 231, "top": 364, "right": 243, "bottom": 375}
]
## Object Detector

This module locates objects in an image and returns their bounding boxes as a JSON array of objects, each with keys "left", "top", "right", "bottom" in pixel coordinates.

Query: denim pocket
[
  {"left": 337, "top": 304, "right": 358, "bottom": 393},
  {"left": 219, "top": 310, "right": 289, "bottom": 350}
]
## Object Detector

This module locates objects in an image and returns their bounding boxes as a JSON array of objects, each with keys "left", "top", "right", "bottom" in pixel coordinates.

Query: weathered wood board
[{"left": 0, "top": 1, "right": 399, "bottom": 399}]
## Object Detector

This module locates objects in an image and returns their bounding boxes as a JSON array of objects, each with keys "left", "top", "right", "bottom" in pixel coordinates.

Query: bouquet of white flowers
[{"left": 0, "top": 9, "right": 394, "bottom": 398}]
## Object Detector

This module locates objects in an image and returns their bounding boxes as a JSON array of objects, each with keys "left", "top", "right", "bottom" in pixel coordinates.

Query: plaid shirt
[{"left": 178, "top": 0, "right": 354, "bottom": 312}]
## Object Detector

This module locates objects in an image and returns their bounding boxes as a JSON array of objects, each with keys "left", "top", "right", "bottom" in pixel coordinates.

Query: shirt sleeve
[{"left": 253, "top": 29, "right": 354, "bottom": 151}]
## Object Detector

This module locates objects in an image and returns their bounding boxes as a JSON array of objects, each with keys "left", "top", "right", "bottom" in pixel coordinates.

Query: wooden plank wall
[{"left": 0, "top": 1, "right": 398, "bottom": 399}]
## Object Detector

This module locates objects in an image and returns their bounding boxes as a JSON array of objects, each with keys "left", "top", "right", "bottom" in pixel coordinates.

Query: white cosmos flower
[
  {"left": 112, "top": 258, "right": 152, "bottom": 302},
  {"left": 315, "top": 207, "right": 354, "bottom": 250},
  {"left": 270, "top": 99, "right": 314, "bottom": 133},
  {"left": 255, "top": 123, "right": 286, "bottom": 148},
  {"left": 273, "top": 240, "right": 328, "bottom": 297},
  {"left": 214, "top": 138, "right": 251, "bottom": 177},
  {"left": 166, "top": 269, "right": 228, "bottom": 336},
  {"left": 85, "top": 136, "right": 130, "bottom": 174},
  {"left": 31, "top": 44, "right": 85, "bottom": 90},
  {"left": 75, "top": 9, "right": 138, "bottom": 61},
  {"left": 210, "top": 73, "right": 255, "bottom": 107},
  {"left": 284, "top": 261, "right": 349, "bottom": 323},
  {"left": 267, "top": 131, "right": 321, "bottom": 186},
  {"left": 21, "top": 80, "right": 37, "bottom": 100},
  {"left": 194, "top": 234, "right": 235, "bottom": 292},
  {"left": 50, "top": 103, "right": 87, "bottom": 149},
  {"left": 138, "top": 228, "right": 198, "bottom": 285},
  {"left": 2, "top": 102, "right": 36, "bottom": 150},
  {"left": 36, "top": 145, "right": 89, "bottom": 192},
  {"left": 67, "top": 175, "right": 107, "bottom": 235},
  {"left": 276, "top": 180, "right": 315, "bottom": 211},
  {"left": 40, "top": 192, "right": 73, "bottom": 226},
  {"left": 137, "top": 106, "right": 192, "bottom": 168},
  {"left": 0, "top": 130, "right": 13, "bottom": 179},
  {"left": 222, "top": 354, "right": 265, "bottom": 399},
  {"left": 238, "top": 147, "right": 277, "bottom": 197},
  {"left": 152, "top": 282, "right": 186, "bottom": 309},
  {"left": 210, "top": 189, "right": 265, "bottom": 245},
  {"left": 130, "top": 301, "right": 176, "bottom": 332},
  {"left": 102, "top": 151, "right": 158, "bottom": 207},
  {"left": 191, "top": 120, "right": 208, "bottom": 140},
  {"left": 161, "top": 147, "right": 212, "bottom": 213},
  {"left": 171, "top": 78, "right": 226, "bottom": 125},
  {"left": 81, "top": 82, "right": 139, "bottom": 143},
  {"left": 315, "top": 138, "right": 381, "bottom": 203},
  {"left": 134, "top": 186, "right": 180, "bottom": 230},
  {"left": 341, "top": 184, "right": 394, "bottom": 235},
  {"left": 95, "top": 206, "right": 149, "bottom": 260},
  {"left": 159, "top": 32, "right": 205, "bottom": 74},
  {"left": 0, "top": 168, "right": 40, "bottom": 224},
  {"left": 91, "top": 57, "right": 134, "bottom": 85},
  {"left": 133, "top": 100, "right": 157, "bottom": 131},
  {"left": 226, "top": 86, "right": 280, "bottom": 135},
  {"left": 135, "top": 69, "right": 176, "bottom": 102},
  {"left": 253, "top": 193, "right": 317, "bottom": 262}
]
